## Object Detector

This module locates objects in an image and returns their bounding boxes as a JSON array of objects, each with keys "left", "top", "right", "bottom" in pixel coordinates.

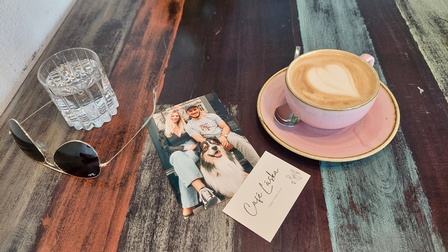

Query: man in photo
[{"left": 184, "top": 105, "right": 260, "bottom": 167}]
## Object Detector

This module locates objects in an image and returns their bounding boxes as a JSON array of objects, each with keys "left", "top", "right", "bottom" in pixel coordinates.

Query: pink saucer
[{"left": 257, "top": 68, "right": 400, "bottom": 162}]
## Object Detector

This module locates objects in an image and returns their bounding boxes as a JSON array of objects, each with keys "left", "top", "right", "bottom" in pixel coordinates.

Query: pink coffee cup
[{"left": 284, "top": 49, "right": 380, "bottom": 129}]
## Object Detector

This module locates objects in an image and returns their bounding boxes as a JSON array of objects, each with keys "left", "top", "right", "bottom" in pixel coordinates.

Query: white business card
[{"left": 223, "top": 151, "right": 310, "bottom": 242}]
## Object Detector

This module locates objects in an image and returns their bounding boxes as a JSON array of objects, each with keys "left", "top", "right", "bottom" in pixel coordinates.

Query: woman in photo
[{"left": 159, "top": 110, "right": 218, "bottom": 219}]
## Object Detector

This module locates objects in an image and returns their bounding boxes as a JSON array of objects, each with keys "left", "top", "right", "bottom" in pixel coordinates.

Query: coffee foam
[
  {"left": 287, "top": 51, "right": 378, "bottom": 110},
  {"left": 307, "top": 64, "right": 360, "bottom": 98}
]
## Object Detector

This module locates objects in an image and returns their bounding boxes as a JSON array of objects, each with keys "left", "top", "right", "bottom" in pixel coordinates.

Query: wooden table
[{"left": 1, "top": 0, "right": 447, "bottom": 251}]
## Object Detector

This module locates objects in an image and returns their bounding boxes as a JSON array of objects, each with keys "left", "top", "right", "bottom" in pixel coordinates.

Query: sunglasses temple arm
[
  {"left": 21, "top": 101, "right": 53, "bottom": 123},
  {"left": 100, "top": 88, "right": 158, "bottom": 167},
  {"left": 100, "top": 113, "right": 154, "bottom": 167}
]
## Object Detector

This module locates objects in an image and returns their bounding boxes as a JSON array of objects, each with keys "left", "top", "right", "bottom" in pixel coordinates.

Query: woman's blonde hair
[{"left": 164, "top": 110, "right": 186, "bottom": 137}]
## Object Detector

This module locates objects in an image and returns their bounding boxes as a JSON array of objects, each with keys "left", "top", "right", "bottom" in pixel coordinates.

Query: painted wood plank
[
  {"left": 0, "top": 0, "right": 142, "bottom": 251},
  {"left": 28, "top": 1, "right": 184, "bottom": 251},
  {"left": 120, "top": 0, "right": 327, "bottom": 250},
  {"left": 228, "top": 1, "right": 331, "bottom": 250},
  {"left": 118, "top": 132, "right": 235, "bottom": 251},
  {"left": 395, "top": 0, "right": 448, "bottom": 102},
  {"left": 2, "top": 0, "right": 445, "bottom": 250},
  {"left": 295, "top": 0, "right": 445, "bottom": 251},
  {"left": 157, "top": 0, "right": 332, "bottom": 250},
  {"left": 358, "top": 0, "right": 448, "bottom": 247}
]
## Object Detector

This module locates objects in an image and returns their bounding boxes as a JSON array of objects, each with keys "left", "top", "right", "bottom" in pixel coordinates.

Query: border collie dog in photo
[{"left": 199, "top": 137, "right": 248, "bottom": 198}]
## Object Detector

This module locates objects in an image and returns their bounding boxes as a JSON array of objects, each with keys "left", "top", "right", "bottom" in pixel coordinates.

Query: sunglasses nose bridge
[{"left": 41, "top": 160, "right": 70, "bottom": 175}]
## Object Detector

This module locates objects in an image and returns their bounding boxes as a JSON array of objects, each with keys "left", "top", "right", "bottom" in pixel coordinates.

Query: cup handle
[{"left": 360, "top": 53, "right": 375, "bottom": 66}]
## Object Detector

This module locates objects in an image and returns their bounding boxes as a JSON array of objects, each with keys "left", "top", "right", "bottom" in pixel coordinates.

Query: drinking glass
[{"left": 37, "top": 48, "right": 119, "bottom": 130}]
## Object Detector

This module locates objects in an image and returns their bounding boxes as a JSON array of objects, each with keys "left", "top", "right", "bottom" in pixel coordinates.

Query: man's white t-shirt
[{"left": 186, "top": 113, "right": 223, "bottom": 138}]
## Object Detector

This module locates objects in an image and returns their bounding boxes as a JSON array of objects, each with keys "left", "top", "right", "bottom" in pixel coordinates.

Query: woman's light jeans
[{"left": 169, "top": 143, "right": 202, "bottom": 208}]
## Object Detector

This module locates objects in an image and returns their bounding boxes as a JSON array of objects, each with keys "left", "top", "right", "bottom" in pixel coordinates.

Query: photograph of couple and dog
[{"left": 148, "top": 93, "right": 260, "bottom": 219}]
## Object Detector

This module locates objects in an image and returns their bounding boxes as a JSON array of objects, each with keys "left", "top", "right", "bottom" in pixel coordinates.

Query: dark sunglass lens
[
  {"left": 54, "top": 141, "right": 100, "bottom": 178},
  {"left": 9, "top": 119, "right": 45, "bottom": 162}
]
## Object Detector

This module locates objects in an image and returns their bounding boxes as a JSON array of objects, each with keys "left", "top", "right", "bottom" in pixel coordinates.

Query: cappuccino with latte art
[
  {"left": 284, "top": 49, "right": 380, "bottom": 129},
  {"left": 286, "top": 50, "right": 379, "bottom": 110}
]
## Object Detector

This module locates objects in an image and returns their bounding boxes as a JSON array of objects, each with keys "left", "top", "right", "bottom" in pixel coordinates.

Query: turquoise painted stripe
[{"left": 296, "top": 0, "right": 445, "bottom": 251}]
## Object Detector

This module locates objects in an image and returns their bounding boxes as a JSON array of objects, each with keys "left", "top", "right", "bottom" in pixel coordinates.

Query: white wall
[{"left": 0, "top": 0, "right": 76, "bottom": 115}]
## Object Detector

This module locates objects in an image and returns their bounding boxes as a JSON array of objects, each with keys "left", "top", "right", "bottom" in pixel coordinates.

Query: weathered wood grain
[
  {"left": 321, "top": 133, "right": 445, "bottom": 251},
  {"left": 118, "top": 135, "right": 235, "bottom": 251},
  {"left": 0, "top": 0, "right": 183, "bottom": 251},
  {"left": 159, "top": 0, "right": 331, "bottom": 250},
  {"left": 396, "top": 0, "right": 448, "bottom": 102},
  {"left": 393, "top": 0, "right": 448, "bottom": 245},
  {"left": 296, "top": 0, "right": 446, "bottom": 251},
  {"left": 0, "top": 0, "right": 142, "bottom": 251},
  {"left": 1, "top": 0, "right": 447, "bottom": 250},
  {"left": 29, "top": 1, "right": 184, "bottom": 251},
  {"left": 357, "top": 0, "right": 448, "bottom": 247}
]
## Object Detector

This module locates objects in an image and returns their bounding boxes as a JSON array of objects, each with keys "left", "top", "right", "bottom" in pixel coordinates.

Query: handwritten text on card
[
  {"left": 244, "top": 169, "right": 279, "bottom": 216},
  {"left": 223, "top": 151, "right": 310, "bottom": 242}
]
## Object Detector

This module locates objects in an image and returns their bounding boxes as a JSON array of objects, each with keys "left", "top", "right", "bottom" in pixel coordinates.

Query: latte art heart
[{"left": 307, "top": 64, "right": 360, "bottom": 98}]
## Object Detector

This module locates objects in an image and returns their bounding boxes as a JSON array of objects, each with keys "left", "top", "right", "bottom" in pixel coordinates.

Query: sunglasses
[{"left": 8, "top": 88, "right": 158, "bottom": 179}]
